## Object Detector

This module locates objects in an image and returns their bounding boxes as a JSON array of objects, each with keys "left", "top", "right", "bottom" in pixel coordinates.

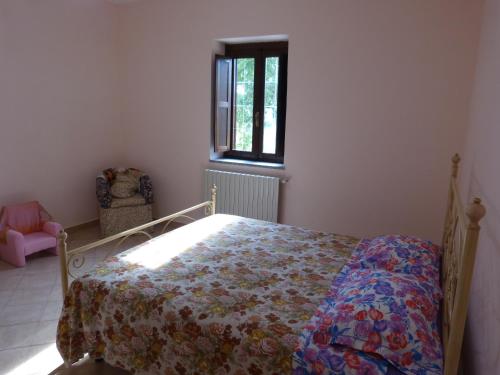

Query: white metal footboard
[{"left": 58, "top": 186, "right": 217, "bottom": 297}]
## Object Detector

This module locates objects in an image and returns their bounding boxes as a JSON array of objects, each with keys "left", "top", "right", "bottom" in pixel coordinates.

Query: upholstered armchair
[
  {"left": 96, "top": 168, "right": 153, "bottom": 237},
  {"left": 0, "top": 201, "right": 62, "bottom": 267}
]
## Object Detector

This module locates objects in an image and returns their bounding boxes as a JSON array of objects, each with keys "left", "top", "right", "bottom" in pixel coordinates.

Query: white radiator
[{"left": 204, "top": 169, "right": 280, "bottom": 222}]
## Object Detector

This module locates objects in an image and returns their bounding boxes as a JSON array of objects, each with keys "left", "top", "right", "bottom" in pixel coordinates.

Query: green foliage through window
[{"left": 234, "top": 58, "right": 254, "bottom": 151}]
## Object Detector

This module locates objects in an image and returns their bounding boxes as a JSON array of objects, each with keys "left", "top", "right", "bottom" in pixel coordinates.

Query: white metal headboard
[{"left": 441, "top": 154, "right": 486, "bottom": 375}]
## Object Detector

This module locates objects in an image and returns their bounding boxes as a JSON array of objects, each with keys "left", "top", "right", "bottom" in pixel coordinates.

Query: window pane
[
  {"left": 233, "top": 58, "right": 254, "bottom": 152},
  {"left": 263, "top": 57, "right": 279, "bottom": 154}
]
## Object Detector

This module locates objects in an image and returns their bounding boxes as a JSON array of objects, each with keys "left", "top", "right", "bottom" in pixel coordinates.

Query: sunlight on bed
[
  {"left": 122, "top": 214, "right": 238, "bottom": 269},
  {"left": 6, "top": 343, "right": 62, "bottom": 375}
]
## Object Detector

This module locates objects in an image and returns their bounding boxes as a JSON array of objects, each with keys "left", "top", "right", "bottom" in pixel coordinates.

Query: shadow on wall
[
  {"left": 465, "top": 167, "right": 500, "bottom": 254},
  {"left": 0, "top": 192, "right": 42, "bottom": 208},
  {"left": 462, "top": 168, "right": 500, "bottom": 373}
]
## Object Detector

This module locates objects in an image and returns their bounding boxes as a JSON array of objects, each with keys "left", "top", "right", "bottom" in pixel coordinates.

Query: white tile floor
[{"left": 0, "top": 224, "right": 137, "bottom": 375}]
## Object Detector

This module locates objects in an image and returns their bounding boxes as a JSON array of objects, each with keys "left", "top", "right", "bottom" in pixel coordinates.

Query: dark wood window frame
[{"left": 214, "top": 42, "right": 288, "bottom": 164}]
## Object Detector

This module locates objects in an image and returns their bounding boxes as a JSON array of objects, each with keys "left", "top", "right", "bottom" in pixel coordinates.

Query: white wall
[
  {"left": 460, "top": 0, "right": 500, "bottom": 372},
  {"left": 0, "top": 0, "right": 123, "bottom": 227},
  {"left": 1, "top": 0, "right": 496, "bottom": 370},
  {"left": 118, "top": 0, "right": 482, "bottom": 242}
]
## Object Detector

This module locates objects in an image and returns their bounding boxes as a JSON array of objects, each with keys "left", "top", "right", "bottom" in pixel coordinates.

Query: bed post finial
[
  {"left": 211, "top": 184, "right": 217, "bottom": 215},
  {"left": 58, "top": 230, "right": 69, "bottom": 298},
  {"left": 451, "top": 153, "right": 461, "bottom": 178},
  {"left": 466, "top": 197, "right": 486, "bottom": 228}
]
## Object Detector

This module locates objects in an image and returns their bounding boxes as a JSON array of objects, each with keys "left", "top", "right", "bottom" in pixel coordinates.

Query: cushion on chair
[
  {"left": 96, "top": 176, "right": 112, "bottom": 208},
  {"left": 24, "top": 232, "right": 57, "bottom": 256},
  {"left": 139, "top": 175, "right": 154, "bottom": 204},
  {"left": 2, "top": 201, "right": 42, "bottom": 234},
  {"left": 110, "top": 194, "right": 146, "bottom": 208},
  {"left": 110, "top": 173, "right": 138, "bottom": 198}
]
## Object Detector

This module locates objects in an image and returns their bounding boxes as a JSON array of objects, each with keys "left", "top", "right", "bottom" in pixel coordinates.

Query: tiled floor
[{"left": 0, "top": 223, "right": 151, "bottom": 375}]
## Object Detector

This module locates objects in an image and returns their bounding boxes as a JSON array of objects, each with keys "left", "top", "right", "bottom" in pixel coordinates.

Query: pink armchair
[{"left": 0, "top": 201, "right": 62, "bottom": 267}]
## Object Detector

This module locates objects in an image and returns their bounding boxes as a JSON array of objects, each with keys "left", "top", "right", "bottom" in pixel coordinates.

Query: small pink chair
[{"left": 0, "top": 201, "right": 62, "bottom": 267}]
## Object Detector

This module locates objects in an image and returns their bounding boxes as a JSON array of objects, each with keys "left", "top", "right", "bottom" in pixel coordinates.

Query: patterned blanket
[{"left": 57, "top": 214, "right": 358, "bottom": 374}]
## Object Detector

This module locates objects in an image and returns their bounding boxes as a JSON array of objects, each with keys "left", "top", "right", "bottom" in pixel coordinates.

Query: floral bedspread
[{"left": 57, "top": 214, "right": 359, "bottom": 374}]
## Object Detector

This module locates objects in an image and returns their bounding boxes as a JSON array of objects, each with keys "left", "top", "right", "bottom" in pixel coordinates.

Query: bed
[{"left": 56, "top": 155, "right": 485, "bottom": 375}]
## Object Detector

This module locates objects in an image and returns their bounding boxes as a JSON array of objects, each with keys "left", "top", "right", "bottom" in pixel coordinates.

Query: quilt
[{"left": 57, "top": 214, "right": 359, "bottom": 374}]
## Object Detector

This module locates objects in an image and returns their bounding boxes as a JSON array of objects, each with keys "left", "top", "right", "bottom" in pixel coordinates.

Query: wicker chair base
[{"left": 99, "top": 204, "right": 153, "bottom": 237}]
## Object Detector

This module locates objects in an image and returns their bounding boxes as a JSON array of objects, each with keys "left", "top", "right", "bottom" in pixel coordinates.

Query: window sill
[{"left": 209, "top": 157, "right": 285, "bottom": 170}]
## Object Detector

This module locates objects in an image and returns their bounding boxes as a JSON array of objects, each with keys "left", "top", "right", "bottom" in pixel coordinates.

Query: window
[{"left": 214, "top": 42, "right": 288, "bottom": 164}]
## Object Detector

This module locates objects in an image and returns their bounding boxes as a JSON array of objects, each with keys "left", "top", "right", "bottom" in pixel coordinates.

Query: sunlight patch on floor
[{"left": 6, "top": 343, "right": 62, "bottom": 375}]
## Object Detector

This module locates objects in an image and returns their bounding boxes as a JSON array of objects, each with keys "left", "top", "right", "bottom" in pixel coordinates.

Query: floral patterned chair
[
  {"left": 0, "top": 201, "right": 62, "bottom": 267},
  {"left": 96, "top": 168, "right": 153, "bottom": 237}
]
